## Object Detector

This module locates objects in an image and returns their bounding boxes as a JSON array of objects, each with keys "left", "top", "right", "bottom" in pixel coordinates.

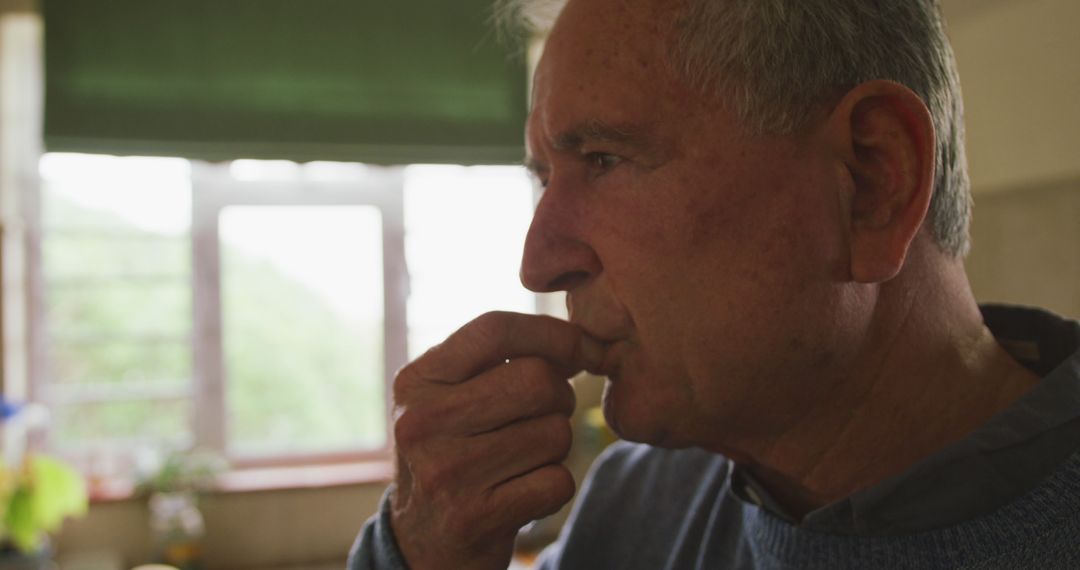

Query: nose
[{"left": 520, "top": 185, "right": 602, "bottom": 293}]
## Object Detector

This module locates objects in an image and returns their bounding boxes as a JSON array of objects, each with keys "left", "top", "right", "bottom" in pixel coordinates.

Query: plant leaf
[
  {"left": 28, "top": 456, "right": 89, "bottom": 533},
  {"left": 5, "top": 489, "right": 39, "bottom": 552}
]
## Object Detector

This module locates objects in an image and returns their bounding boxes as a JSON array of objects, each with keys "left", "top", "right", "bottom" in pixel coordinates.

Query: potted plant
[
  {"left": 135, "top": 449, "right": 226, "bottom": 570},
  {"left": 0, "top": 403, "right": 88, "bottom": 569}
]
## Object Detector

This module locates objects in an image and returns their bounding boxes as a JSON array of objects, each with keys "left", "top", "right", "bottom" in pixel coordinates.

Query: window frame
[
  {"left": 190, "top": 161, "right": 408, "bottom": 468},
  {"left": 29, "top": 157, "right": 409, "bottom": 474}
]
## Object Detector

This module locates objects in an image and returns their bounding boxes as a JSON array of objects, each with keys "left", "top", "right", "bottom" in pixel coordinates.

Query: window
[
  {"left": 218, "top": 205, "right": 388, "bottom": 459},
  {"left": 39, "top": 155, "right": 195, "bottom": 458},
  {"left": 33, "top": 153, "right": 536, "bottom": 479}
]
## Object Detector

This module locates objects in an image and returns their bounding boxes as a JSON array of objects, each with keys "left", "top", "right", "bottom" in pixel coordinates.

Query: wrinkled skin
[{"left": 390, "top": 312, "right": 603, "bottom": 569}]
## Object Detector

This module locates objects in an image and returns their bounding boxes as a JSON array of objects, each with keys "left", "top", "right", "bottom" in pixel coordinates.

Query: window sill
[
  {"left": 88, "top": 460, "right": 393, "bottom": 504},
  {"left": 215, "top": 460, "right": 393, "bottom": 494}
]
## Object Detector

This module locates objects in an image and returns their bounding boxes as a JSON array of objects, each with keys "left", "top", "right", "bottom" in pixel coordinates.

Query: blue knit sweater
[{"left": 535, "top": 441, "right": 1080, "bottom": 569}]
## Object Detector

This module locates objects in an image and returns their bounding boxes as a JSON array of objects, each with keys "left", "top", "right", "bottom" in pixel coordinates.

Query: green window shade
[{"left": 44, "top": 0, "right": 527, "bottom": 164}]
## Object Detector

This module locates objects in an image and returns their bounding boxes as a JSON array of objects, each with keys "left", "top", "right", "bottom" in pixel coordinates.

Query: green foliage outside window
[{"left": 44, "top": 191, "right": 386, "bottom": 456}]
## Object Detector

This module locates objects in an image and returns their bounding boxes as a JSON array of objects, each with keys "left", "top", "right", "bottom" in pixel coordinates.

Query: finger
[
  {"left": 454, "top": 357, "right": 577, "bottom": 435},
  {"left": 395, "top": 357, "right": 575, "bottom": 444},
  {"left": 475, "top": 414, "right": 573, "bottom": 488},
  {"left": 412, "top": 413, "right": 573, "bottom": 497},
  {"left": 410, "top": 312, "right": 604, "bottom": 384},
  {"left": 486, "top": 463, "right": 576, "bottom": 533}
]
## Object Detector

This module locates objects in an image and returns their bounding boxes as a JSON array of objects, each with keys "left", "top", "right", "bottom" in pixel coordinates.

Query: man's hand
[{"left": 389, "top": 311, "right": 604, "bottom": 570}]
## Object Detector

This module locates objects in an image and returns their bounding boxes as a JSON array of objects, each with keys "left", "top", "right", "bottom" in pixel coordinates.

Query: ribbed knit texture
[
  {"left": 347, "top": 443, "right": 1080, "bottom": 570},
  {"left": 747, "top": 447, "right": 1080, "bottom": 569},
  {"left": 535, "top": 442, "right": 1080, "bottom": 569},
  {"left": 348, "top": 486, "right": 409, "bottom": 570}
]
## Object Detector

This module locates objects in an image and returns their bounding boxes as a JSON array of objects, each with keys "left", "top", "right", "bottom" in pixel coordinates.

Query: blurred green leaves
[{"left": 0, "top": 456, "right": 88, "bottom": 553}]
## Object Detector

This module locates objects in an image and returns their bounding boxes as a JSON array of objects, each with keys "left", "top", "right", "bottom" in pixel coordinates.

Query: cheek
[
  {"left": 683, "top": 169, "right": 755, "bottom": 249},
  {"left": 592, "top": 155, "right": 843, "bottom": 352},
  {"left": 666, "top": 163, "right": 846, "bottom": 385},
  {"left": 682, "top": 151, "right": 847, "bottom": 291}
]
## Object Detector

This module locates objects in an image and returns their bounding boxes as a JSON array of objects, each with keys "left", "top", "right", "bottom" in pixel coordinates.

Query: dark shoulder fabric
[
  {"left": 981, "top": 304, "right": 1080, "bottom": 376},
  {"left": 348, "top": 486, "right": 409, "bottom": 570},
  {"left": 540, "top": 444, "right": 1080, "bottom": 569},
  {"left": 746, "top": 450, "right": 1080, "bottom": 569},
  {"left": 537, "top": 441, "right": 748, "bottom": 569}
]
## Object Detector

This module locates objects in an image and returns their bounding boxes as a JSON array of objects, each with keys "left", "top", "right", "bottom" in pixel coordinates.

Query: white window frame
[
  {"left": 190, "top": 161, "right": 408, "bottom": 468},
  {"left": 27, "top": 158, "right": 409, "bottom": 472}
]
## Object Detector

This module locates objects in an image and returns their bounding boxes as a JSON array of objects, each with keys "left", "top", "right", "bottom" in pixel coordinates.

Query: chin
[{"left": 601, "top": 381, "right": 688, "bottom": 449}]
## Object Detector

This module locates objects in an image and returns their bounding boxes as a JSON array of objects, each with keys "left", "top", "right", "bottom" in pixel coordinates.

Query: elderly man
[{"left": 350, "top": 0, "right": 1080, "bottom": 568}]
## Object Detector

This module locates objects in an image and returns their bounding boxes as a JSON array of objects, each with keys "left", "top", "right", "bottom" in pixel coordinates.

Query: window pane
[
  {"left": 44, "top": 233, "right": 189, "bottom": 280},
  {"left": 47, "top": 280, "right": 191, "bottom": 339},
  {"left": 404, "top": 165, "right": 536, "bottom": 357},
  {"left": 39, "top": 153, "right": 191, "bottom": 234},
  {"left": 220, "top": 206, "right": 386, "bottom": 456},
  {"left": 50, "top": 339, "right": 189, "bottom": 386},
  {"left": 39, "top": 153, "right": 194, "bottom": 453},
  {"left": 52, "top": 399, "right": 191, "bottom": 450}
]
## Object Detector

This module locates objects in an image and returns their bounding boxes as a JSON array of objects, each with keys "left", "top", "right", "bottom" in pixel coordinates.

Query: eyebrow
[
  {"left": 553, "top": 119, "right": 651, "bottom": 151},
  {"left": 524, "top": 119, "right": 656, "bottom": 175}
]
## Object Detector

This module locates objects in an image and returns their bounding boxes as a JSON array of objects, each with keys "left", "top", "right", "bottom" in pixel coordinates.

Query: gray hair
[{"left": 497, "top": 0, "right": 972, "bottom": 257}]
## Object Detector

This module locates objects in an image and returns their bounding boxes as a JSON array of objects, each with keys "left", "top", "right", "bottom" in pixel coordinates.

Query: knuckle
[
  {"left": 415, "top": 459, "right": 458, "bottom": 495},
  {"left": 538, "top": 466, "right": 576, "bottom": 512},
  {"left": 392, "top": 408, "right": 427, "bottom": 448},
  {"left": 552, "top": 469, "right": 576, "bottom": 503},
  {"left": 392, "top": 364, "right": 420, "bottom": 402},
  {"left": 530, "top": 414, "right": 572, "bottom": 461},
  {"left": 473, "top": 310, "right": 512, "bottom": 338},
  {"left": 548, "top": 416, "right": 573, "bottom": 453},
  {"left": 563, "top": 384, "right": 578, "bottom": 414},
  {"left": 476, "top": 309, "right": 509, "bottom": 323}
]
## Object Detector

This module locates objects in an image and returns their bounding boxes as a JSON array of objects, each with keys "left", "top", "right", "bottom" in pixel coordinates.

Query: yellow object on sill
[{"left": 582, "top": 406, "right": 617, "bottom": 452}]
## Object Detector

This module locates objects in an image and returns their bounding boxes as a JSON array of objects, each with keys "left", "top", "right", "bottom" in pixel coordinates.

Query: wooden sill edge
[{"left": 88, "top": 460, "right": 394, "bottom": 503}]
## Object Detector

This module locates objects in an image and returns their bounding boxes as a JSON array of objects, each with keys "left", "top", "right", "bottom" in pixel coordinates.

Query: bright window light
[
  {"left": 32, "top": 152, "right": 539, "bottom": 469},
  {"left": 404, "top": 164, "right": 536, "bottom": 357}
]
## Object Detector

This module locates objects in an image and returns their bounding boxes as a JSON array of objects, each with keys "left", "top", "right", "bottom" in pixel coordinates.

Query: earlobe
[{"left": 830, "top": 81, "right": 936, "bottom": 283}]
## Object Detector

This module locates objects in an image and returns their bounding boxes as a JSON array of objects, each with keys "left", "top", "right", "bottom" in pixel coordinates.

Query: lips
[
  {"left": 575, "top": 327, "right": 628, "bottom": 378},
  {"left": 577, "top": 327, "right": 626, "bottom": 346},
  {"left": 566, "top": 291, "right": 634, "bottom": 376},
  {"left": 567, "top": 309, "right": 633, "bottom": 344}
]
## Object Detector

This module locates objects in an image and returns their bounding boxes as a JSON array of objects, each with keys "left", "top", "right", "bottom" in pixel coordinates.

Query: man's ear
[{"left": 827, "top": 80, "right": 936, "bottom": 283}]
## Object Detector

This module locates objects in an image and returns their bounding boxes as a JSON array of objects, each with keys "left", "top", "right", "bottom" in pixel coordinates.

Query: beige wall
[
  {"left": 967, "top": 180, "right": 1080, "bottom": 319},
  {"left": 944, "top": 0, "right": 1080, "bottom": 318},
  {"left": 58, "top": 484, "right": 389, "bottom": 569}
]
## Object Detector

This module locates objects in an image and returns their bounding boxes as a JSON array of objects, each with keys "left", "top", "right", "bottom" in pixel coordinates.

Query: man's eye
[{"left": 586, "top": 152, "right": 622, "bottom": 171}]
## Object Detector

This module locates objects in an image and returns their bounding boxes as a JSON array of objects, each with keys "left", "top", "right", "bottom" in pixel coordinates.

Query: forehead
[
  {"left": 546, "top": 0, "right": 676, "bottom": 50},
  {"left": 528, "top": 0, "right": 693, "bottom": 150}
]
